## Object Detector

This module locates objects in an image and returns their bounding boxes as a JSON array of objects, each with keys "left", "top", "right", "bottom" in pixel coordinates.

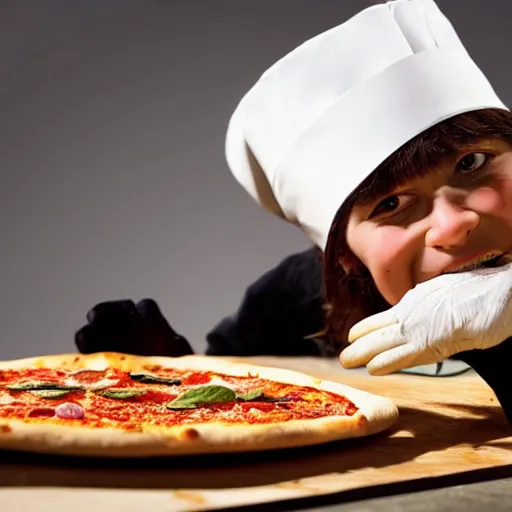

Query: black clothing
[
  {"left": 74, "top": 247, "right": 334, "bottom": 358},
  {"left": 74, "top": 247, "right": 512, "bottom": 425}
]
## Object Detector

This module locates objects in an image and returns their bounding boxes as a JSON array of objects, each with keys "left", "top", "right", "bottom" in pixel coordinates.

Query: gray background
[{"left": 0, "top": 0, "right": 511, "bottom": 360}]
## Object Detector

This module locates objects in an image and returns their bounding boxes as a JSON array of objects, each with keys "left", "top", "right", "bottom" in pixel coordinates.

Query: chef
[{"left": 75, "top": 0, "right": 512, "bottom": 418}]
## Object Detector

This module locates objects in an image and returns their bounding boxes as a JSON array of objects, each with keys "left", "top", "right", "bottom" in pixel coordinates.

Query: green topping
[
  {"left": 29, "top": 389, "right": 71, "bottom": 399},
  {"left": 236, "top": 390, "right": 263, "bottom": 401},
  {"left": 6, "top": 381, "right": 80, "bottom": 391},
  {"left": 166, "top": 402, "right": 197, "bottom": 410},
  {"left": 264, "top": 396, "right": 292, "bottom": 403},
  {"left": 166, "top": 386, "right": 268, "bottom": 409},
  {"left": 95, "top": 388, "right": 147, "bottom": 399},
  {"left": 166, "top": 385, "right": 237, "bottom": 409},
  {"left": 129, "top": 372, "right": 181, "bottom": 386}
]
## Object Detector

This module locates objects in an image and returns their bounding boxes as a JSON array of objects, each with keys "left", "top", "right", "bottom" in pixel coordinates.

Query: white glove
[{"left": 339, "top": 261, "right": 512, "bottom": 376}]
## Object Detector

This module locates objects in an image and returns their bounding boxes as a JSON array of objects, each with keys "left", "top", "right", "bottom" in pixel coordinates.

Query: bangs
[
  {"left": 344, "top": 108, "right": 512, "bottom": 209},
  {"left": 321, "top": 107, "right": 512, "bottom": 345}
]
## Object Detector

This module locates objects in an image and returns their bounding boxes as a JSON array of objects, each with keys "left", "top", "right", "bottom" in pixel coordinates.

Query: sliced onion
[{"left": 55, "top": 402, "right": 85, "bottom": 420}]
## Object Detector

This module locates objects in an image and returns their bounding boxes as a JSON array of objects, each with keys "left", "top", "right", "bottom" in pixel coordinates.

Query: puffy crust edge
[{"left": 0, "top": 353, "right": 399, "bottom": 457}]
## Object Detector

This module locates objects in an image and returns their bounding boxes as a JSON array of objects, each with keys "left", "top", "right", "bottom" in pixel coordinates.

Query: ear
[
  {"left": 336, "top": 255, "right": 352, "bottom": 275},
  {"left": 338, "top": 252, "right": 366, "bottom": 275}
]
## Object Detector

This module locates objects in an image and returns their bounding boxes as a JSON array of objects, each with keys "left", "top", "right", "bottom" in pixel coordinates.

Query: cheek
[
  {"left": 370, "top": 231, "right": 403, "bottom": 268},
  {"left": 468, "top": 185, "right": 507, "bottom": 212},
  {"left": 359, "top": 228, "right": 415, "bottom": 305},
  {"left": 467, "top": 178, "right": 512, "bottom": 230},
  {"left": 497, "top": 179, "right": 512, "bottom": 224}
]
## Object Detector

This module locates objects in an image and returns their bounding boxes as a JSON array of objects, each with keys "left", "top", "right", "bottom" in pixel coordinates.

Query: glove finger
[
  {"left": 86, "top": 300, "right": 137, "bottom": 326},
  {"left": 80, "top": 300, "right": 146, "bottom": 355},
  {"left": 136, "top": 299, "right": 178, "bottom": 334},
  {"left": 75, "top": 317, "right": 144, "bottom": 355},
  {"left": 136, "top": 298, "right": 163, "bottom": 318},
  {"left": 366, "top": 344, "right": 440, "bottom": 376},
  {"left": 75, "top": 324, "right": 97, "bottom": 354},
  {"left": 348, "top": 308, "right": 399, "bottom": 343},
  {"left": 339, "top": 324, "right": 404, "bottom": 369},
  {"left": 136, "top": 299, "right": 195, "bottom": 357}
]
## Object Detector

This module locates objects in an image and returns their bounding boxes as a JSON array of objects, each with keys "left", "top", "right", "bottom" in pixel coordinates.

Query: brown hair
[{"left": 320, "top": 107, "right": 512, "bottom": 351}]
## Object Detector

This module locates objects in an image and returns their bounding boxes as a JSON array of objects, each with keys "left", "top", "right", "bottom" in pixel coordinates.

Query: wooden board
[{"left": 1, "top": 355, "right": 512, "bottom": 512}]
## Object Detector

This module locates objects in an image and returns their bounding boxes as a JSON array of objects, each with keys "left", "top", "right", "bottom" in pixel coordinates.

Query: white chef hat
[{"left": 225, "top": 0, "right": 508, "bottom": 250}]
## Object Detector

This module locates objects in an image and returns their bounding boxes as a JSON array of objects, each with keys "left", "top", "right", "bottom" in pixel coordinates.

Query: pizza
[{"left": 0, "top": 352, "right": 399, "bottom": 457}]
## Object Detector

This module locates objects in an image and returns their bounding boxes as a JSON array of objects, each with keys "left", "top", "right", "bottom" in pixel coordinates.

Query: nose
[{"left": 425, "top": 187, "right": 480, "bottom": 249}]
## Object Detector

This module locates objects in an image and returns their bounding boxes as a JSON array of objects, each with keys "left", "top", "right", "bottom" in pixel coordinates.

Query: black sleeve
[
  {"left": 73, "top": 249, "right": 334, "bottom": 358},
  {"left": 454, "top": 338, "right": 512, "bottom": 425},
  {"left": 206, "top": 247, "right": 336, "bottom": 357}
]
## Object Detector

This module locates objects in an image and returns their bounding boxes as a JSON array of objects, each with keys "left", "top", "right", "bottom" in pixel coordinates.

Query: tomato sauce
[{"left": 0, "top": 368, "right": 359, "bottom": 429}]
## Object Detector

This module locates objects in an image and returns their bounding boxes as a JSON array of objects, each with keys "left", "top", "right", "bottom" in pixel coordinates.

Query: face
[{"left": 346, "top": 139, "right": 512, "bottom": 305}]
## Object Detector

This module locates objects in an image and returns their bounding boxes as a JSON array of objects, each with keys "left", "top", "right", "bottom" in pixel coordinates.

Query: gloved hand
[
  {"left": 339, "top": 262, "right": 512, "bottom": 376},
  {"left": 75, "top": 298, "right": 194, "bottom": 357}
]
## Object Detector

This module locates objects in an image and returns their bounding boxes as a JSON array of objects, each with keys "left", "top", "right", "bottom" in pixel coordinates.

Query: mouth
[{"left": 442, "top": 252, "right": 512, "bottom": 274}]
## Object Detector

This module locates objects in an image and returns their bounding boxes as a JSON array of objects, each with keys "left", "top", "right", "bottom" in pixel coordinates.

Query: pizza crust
[{"left": 0, "top": 353, "right": 399, "bottom": 457}]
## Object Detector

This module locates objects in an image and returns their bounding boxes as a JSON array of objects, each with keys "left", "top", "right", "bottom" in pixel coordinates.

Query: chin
[{"left": 375, "top": 286, "right": 404, "bottom": 307}]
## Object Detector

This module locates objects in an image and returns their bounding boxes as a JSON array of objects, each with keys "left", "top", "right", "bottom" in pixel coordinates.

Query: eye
[
  {"left": 457, "top": 152, "right": 488, "bottom": 173},
  {"left": 369, "top": 194, "right": 414, "bottom": 219}
]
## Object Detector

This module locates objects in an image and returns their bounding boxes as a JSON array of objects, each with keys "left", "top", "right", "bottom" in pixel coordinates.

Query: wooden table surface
[{"left": 1, "top": 355, "right": 512, "bottom": 512}]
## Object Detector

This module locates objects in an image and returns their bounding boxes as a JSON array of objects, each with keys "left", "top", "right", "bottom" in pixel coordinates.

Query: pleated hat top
[{"left": 225, "top": 0, "right": 507, "bottom": 250}]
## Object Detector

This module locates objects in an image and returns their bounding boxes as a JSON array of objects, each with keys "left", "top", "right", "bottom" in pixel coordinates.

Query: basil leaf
[
  {"left": 7, "top": 381, "right": 79, "bottom": 391},
  {"left": 29, "top": 389, "right": 71, "bottom": 399},
  {"left": 166, "top": 385, "right": 237, "bottom": 410},
  {"left": 96, "top": 388, "right": 146, "bottom": 399},
  {"left": 236, "top": 390, "right": 263, "bottom": 401},
  {"left": 166, "top": 401, "right": 197, "bottom": 410},
  {"left": 129, "top": 372, "right": 181, "bottom": 386}
]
